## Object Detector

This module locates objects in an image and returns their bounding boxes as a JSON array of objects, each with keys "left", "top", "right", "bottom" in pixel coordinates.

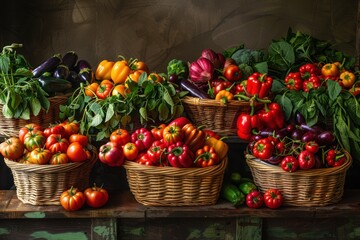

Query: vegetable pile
[
  {"left": 96, "top": 116, "right": 228, "bottom": 168},
  {"left": 60, "top": 56, "right": 187, "bottom": 141},
  {"left": 0, "top": 121, "right": 94, "bottom": 165}
]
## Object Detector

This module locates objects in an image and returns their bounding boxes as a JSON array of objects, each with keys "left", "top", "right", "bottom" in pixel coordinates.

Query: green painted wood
[
  {"left": 92, "top": 218, "right": 117, "bottom": 240},
  {"left": 237, "top": 217, "right": 262, "bottom": 240}
]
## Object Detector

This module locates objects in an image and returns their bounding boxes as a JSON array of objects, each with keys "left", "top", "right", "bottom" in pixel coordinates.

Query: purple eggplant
[
  {"left": 53, "top": 64, "right": 70, "bottom": 80},
  {"left": 61, "top": 51, "right": 78, "bottom": 69},
  {"left": 75, "top": 59, "right": 92, "bottom": 72},
  {"left": 301, "top": 131, "right": 316, "bottom": 142},
  {"left": 32, "top": 54, "right": 62, "bottom": 78},
  {"left": 78, "top": 68, "right": 94, "bottom": 83},
  {"left": 275, "top": 127, "right": 289, "bottom": 139},
  {"left": 266, "top": 155, "right": 282, "bottom": 165},
  {"left": 316, "top": 131, "right": 336, "bottom": 146},
  {"left": 67, "top": 70, "right": 82, "bottom": 88},
  {"left": 291, "top": 128, "right": 304, "bottom": 140},
  {"left": 180, "top": 78, "right": 210, "bottom": 99},
  {"left": 295, "top": 112, "right": 305, "bottom": 124},
  {"left": 168, "top": 74, "right": 180, "bottom": 84},
  {"left": 300, "top": 124, "right": 322, "bottom": 133}
]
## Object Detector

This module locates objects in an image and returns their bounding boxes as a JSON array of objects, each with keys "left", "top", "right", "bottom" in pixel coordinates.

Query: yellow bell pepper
[
  {"left": 131, "top": 60, "right": 149, "bottom": 74},
  {"left": 95, "top": 60, "right": 114, "bottom": 80},
  {"left": 321, "top": 63, "right": 340, "bottom": 77},
  {"left": 111, "top": 60, "right": 131, "bottom": 84},
  {"left": 148, "top": 72, "right": 164, "bottom": 83},
  {"left": 205, "top": 136, "right": 228, "bottom": 160},
  {"left": 340, "top": 71, "right": 356, "bottom": 88},
  {"left": 215, "top": 90, "right": 234, "bottom": 104}
]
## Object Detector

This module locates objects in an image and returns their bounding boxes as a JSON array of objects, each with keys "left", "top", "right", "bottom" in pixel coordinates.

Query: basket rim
[
  {"left": 181, "top": 96, "right": 263, "bottom": 107},
  {"left": 123, "top": 156, "right": 228, "bottom": 176},
  {"left": 4, "top": 145, "right": 98, "bottom": 173},
  {"left": 245, "top": 152, "right": 352, "bottom": 176}
]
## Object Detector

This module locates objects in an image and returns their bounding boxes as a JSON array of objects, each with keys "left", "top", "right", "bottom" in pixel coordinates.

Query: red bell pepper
[
  {"left": 246, "top": 190, "right": 264, "bottom": 209},
  {"left": 246, "top": 72, "right": 273, "bottom": 99},
  {"left": 280, "top": 156, "right": 299, "bottom": 172},
  {"left": 299, "top": 63, "right": 320, "bottom": 80},
  {"left": 147, "top": 140, "right": 167, "bottom": 165},
  {"left": 252, "top": 138, "right": 274, "bottom": 160},
  {"left": 326, "top": 149, "right": 346, "bottom": 167},
  {"left": 303, "top": 75, "right": 321, "bottom": 92},
  {"left": 284, "top": 72, "right": 303, "bottom": 90},
  {"left": 236, "top": 113, "right": 263, "bottom": 141},
  {"left": 130, "top": 128, "right": 154, "bottom": 152},
  {"left": 167, "top": 141, "right": 195, "bottom": 168},
  {"left": 257, "top": 102, "right": 285, "bottom": 130},
  {"left": 298, "top": 150, "right": 315, "bottom": 170}
]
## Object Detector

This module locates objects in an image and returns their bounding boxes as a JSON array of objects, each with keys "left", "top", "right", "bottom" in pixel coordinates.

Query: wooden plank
[{"left": 237, "top": 217, "right": 262, "bottom": 240}]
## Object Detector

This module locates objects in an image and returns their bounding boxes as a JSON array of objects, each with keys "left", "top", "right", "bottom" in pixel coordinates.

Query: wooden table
[{"left": 1, "top": 189, "right": 360, "bottom": 240}]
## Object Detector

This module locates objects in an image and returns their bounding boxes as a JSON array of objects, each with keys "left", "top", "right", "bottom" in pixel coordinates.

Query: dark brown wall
[{"left": 0, "top": 0, "right": 357, "bottom": 72}]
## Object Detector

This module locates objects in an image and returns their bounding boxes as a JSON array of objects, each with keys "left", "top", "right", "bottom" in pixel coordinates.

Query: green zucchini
[
  {"left": 38, "top": 76, "right": 72, "bottom": 94},
  {"left": 221, "top": 183, "right": 245, "bottom": 206}
]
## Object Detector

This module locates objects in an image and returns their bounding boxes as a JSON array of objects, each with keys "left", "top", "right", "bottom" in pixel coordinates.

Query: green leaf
[
  {"left": 19, "top": 107, "right": 30, "bottom": 120},
  {"left": 96, "top": 131, "right": 107, "bottom": 142},
  {"left": 90, "top": 114, "right": 103, "bottom": 127},
  {"left": 139, "top": 107, "right": 147, "bottom": 121},
  {"left": 163, "top": 88, "right": 174, "bottom": 106},
  {"left": 0, "top": 55, "right": 10, "bottom": 73},
  {"left": 268, "top": 41, "right": 295, "bottom": 71},
  {"left": 252, "top": 61, "right": 268, "bottom": 74},
  {"left": 89, "top": 102, "right": 102, "bottom": 115},
  {"left": 144, "top": 84, "right": 154, "bottom": 96},
  {"left": 274, "top": 94, "right": 293, "bottom": 121},
  {"left": 326, "top": 80, "right": 342, "bottom": 101},
  {"left": 137, "top": 72, "right": 148, "bottom": 87},
  {"left": 105, "top": 103, "right": 114, "bottom": 122},
  {"left": 30, "top": 97, "right": 41, "bottom": 116},
  {"left": 158, "top": 102, "right": 169, "bottom": 121}
]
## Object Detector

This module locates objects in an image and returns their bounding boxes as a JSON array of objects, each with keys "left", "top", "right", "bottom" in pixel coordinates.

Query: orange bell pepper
[
  {"left": 131, "top": 60, "right": 149, "bottom": 74},
  {"left": 340, "top": 71, "right": 356, "bottom": 88},
  {"left": 95, "top": 60, "right": 114, "bottom": 80},
  {"left": 215, "top": 90, "right": 234, "bottom": 104},
  {"left": 321, "top": 63, "right": 340, "bottom": 77},
  {"left": 111, "top": 60, "right": 131, "bottom": 84},
  {"left": 126, "top": 70, "right": 145, "bottom": 84}
]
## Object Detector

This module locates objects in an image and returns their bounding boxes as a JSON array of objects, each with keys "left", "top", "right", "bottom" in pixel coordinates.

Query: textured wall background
[{"left": 0, "top": 0, "right": 357, "bottom": 74}]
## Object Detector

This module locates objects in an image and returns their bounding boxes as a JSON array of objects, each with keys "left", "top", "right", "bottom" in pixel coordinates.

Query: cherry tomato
[
  {"left": 60, "top": 187, "right": 86, "bottom": 211},
  {"left": 67, "top": 142, "right": 91, "bottom": 162},
  {"left": 123, "top": 142, "right": 139, "bottom": 161},
  {"left": 69, "top": 134, "right": 88, "bottom": 147},
  {"left": 84, "top": 184, "right": 109, "bottom": 208},
  {"left": 305, "top": 141, "right": 320, "bottom": 154}
]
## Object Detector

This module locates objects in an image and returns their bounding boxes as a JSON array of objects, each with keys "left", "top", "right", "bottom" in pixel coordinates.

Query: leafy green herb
[
  {"left": 0, "top": 43, "right": 49, "bottom": 119},
  {"left": 60, "top": 72, "right": 186, "bottom": 141}
]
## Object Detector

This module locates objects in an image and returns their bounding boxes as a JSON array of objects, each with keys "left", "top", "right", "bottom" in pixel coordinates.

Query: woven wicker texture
[
  {"left": 246, "top": 153, "right": 352, "bottom": 207},
  {"left": 0, "top": 95, "right": 68, "bottom": 137},
  {"left": 4, "top": 145, "right": 98, "bottom": 206},
  {"left": 123, "top": 156, "right": 228, "bottom": 206},
  {"left": 181, "top": 96, "right": 263, "bottom": 136}
]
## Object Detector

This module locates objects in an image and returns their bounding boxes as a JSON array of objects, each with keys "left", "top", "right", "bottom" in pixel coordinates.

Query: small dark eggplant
[
  {"left": 53, "top": 64, "right": 70, "bottom": 80},
  {"left": 67, "top": 70, "right": 82, "bottom": 88},
  {"left": 295, "top": 112, "right": 305, "bottom": 124},
  {"left": 75, "top": 59, "right": 92, "bottom": 72},
  {"left": 257, "top": 129, "right": 274, "bottom": 138},
  {"left": 38, "top": 76, "right": 72, "bottom": 94},
  {"left": 61, "top": 51, "right": 78, "bottom": 69},
  {"left": 180, "top": 79, "right": 210, "bottom": 99},
  {"left": 32, "top": 54, "right": 62, "bottom": 78},
  {"left": 316, "top": 131, "right": 336, "bottom": 146},
  {"left": 266, "top": 155, "right": 282, "bottom": 165},
  {"left": 291, "top": 128, "right": 304, "bottom": 140},
  {"left": 78, "top": 68, "right": 94, "bottom": 83},
  {"left": 301, "top": 131, "right": 316, "bottom": 142},
  {"left": 300, "top": 123, "right": 322, "bottom": 133}
]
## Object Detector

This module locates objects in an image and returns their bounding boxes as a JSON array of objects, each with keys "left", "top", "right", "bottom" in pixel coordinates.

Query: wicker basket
[
  {"left": 0, "top": 95, "right": 69, "bottom": 137},
  {"left": 4, "top": 145, "right": 98, "bottom": 206},
  {"left": 246, "top": 152, "right": 352, "bottom": 207},
  {"left": 181, "top": 96, "right": 263, "bottom": 136},
  {"left": 123, "top": 156, "right": 228, "bottom": 206}
]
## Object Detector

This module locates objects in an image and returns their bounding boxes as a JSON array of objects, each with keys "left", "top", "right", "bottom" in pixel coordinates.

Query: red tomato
[
  {"left": 23, "top": 130, "right": 46, "bottom": 151},
  {"left": 49, "top": 152, "right": 69, "bottom": 164},
  {"left": 98, "top": 141, "right": 125, "bottom": 167},
  {"left": 43, "top": 125, "right": 66, "bottom": 138},
  {"left": 84, "top": 184, "right": 109, "bottom": 208},
  {"left": 263, "top": 188, "right": 284, "bottom": 209},
  {"left": 123, "top": 142, "right": 139, "bottom": 161},
  {"left": 305, "top": 141, "right": 319, "bottom": 154},
  {"left": 0, "top": 137, "right": 24, "bottom": 160},
  {"left": 67, "top": 142, "right": 91, "bottom": 162},
  {"left": 110, "top": 128, "right": 130, "bottom": 147},
  {"left": 59, "top": 121, "right": 80, "bottom": 139},
  {"left": 45, "top": 134, "right": 70, "bottom": 154},
  {"left": 223, "top": 64, "right": 242, "bottom": 82},
  {"left": 60, "top": 187, "right": 86, "bottom": 211},
  {"left": 298, "top": 150, "right": 315, "bottom": 170},
  {"left": 19, "top": 123, "right": 42, "bottom": 143},
  {"left": 69, "top": 134, "right": 88, "bottom": 147},
  {"left": 162, "top": 125, "right": 184, "bottom": 146}
]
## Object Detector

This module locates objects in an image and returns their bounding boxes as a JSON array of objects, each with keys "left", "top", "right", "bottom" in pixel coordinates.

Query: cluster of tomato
[
  {"left": 284, "top": 62, "right": 357, "bottom": 92},
  {"left": 0, "top": 121, "right": 92, "bottom": 164},
  {"left": 248, "top": 126, "right": 347, "bottom": 172},
  {"left": 84, "top": 57, "right": 164, "bottom": 99},
  {"left": 60, "top": 184, "right": 109, "bottom": 211},
  {"left": 97, "top": 116, "right": 228, "bottom": 168}
]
